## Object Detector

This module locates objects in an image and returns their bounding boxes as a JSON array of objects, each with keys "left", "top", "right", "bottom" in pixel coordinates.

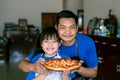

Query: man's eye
[
  {"left": 70, "top": 26, "right": 76, "bottom": 29},
  {"left": 60, "top": 26, "right": 65, "bottom": 29}
]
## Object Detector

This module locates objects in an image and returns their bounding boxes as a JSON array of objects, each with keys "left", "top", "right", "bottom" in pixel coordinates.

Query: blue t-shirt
[
  {"left": 59, "top": 33, "right": 98, "bottom": 70},
  {"left": 26, "top": 33, "right": 98, "bottom": 80},
  {"left": 26, "top": 51, "right": 71, "bottom": 80}
]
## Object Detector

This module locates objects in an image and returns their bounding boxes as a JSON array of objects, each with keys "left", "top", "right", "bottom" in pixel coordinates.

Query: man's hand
[
  {"left": 31, "top": 59, "right": 49, "bottom": 75},
  {"left": 71, "top": 60, "right": 84, "bottom": 73}
]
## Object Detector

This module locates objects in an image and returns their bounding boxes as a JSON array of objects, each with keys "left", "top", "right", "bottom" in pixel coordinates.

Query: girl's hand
[
  {"left": 61, "top": 70, "right": 71, "bottom": 80},
  {"left": 61, "top": 70, "right": 70, "bottom": 76}
]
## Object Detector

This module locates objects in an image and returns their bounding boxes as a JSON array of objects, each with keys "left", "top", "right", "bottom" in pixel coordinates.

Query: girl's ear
[{"left": 41, "top": 42, "right": 43, "bottom": 48}]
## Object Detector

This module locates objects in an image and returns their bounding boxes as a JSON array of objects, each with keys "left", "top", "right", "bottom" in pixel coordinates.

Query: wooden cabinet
[
  {"left": 41, "top": 13, "right": 57, "bottom": 29},
  {"left": 4, "top": 30, "right": 39, "bottom": 63},
  {"left": 88, "top": 35, "right": 120, "bottom": 80},
  {"left": 0, "top": 44, "right": 7, "bottom": 62}
]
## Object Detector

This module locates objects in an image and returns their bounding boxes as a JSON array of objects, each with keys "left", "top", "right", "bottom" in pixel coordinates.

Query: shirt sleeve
[
  {"left": 27, "top": 52, "right": 41, "bottom": 63},
  {"left": 27, "top": 52, "right": 35, "bottom": 61}
]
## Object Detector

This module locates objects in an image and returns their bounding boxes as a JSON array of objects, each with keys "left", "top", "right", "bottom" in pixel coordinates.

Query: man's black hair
[{"left": 55, "top": 10, "right": 78, "bottom": 26}]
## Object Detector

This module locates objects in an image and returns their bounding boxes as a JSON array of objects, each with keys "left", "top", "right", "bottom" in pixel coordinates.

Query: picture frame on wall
[
  {"left": 4, "top": 22, "right": 14, "bottom": 30},
  {"left": 18, "top": 19, "right": 27, "bottom": 26}
]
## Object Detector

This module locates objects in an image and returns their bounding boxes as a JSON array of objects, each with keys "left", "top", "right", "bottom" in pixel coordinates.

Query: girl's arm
[
  {"left": 61, "top": 70, "right": 71, "bottom": 80},
  {"left": 62, "top": 75, "right": 71, "bottom": 80},
  {"left": 32, "top": 74, "right": 47, "bottom": 80}
]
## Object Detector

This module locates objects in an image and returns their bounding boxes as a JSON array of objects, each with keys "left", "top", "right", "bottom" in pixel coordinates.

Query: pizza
[{"left": 43, "top": 58, "right": 81, "bottom": 71}]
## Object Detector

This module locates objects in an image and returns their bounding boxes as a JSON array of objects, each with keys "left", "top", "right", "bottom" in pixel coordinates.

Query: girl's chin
[{"left": 45, "top": 52, "right": 56, "bottom": 55}]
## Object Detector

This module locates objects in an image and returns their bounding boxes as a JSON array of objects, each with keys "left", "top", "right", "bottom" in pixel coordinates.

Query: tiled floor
[{"left": 0, "top": 56, "right": 27, "bottom": 80}]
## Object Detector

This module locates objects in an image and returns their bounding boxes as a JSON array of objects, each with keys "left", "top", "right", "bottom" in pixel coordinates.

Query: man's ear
[
  {"left": 76, "top": 26, "right": 78, "bottom": 32},
  {"left": 55, "top": 25, "right": 58, "bottom": 30}
]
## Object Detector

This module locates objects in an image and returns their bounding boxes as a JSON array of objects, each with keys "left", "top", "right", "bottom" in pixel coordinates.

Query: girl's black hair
[{"left": 32, "top": 26, "right": 60, "bottom": 59}]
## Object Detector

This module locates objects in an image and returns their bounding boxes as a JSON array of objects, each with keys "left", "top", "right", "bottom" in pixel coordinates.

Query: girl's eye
[
  {"left": 53, "top": 40, "right": 57, "bottom": 42},
  {"left": 43, "top": 40, "right": 48, "bottom": 42}
]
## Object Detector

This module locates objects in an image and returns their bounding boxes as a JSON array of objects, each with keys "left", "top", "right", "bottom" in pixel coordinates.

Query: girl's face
[{"left": 41, "top": 37, "right": 60, "bottom": 57}]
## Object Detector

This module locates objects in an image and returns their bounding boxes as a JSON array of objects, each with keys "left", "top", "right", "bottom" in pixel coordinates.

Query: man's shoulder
[{"left": 76, "top": 33, "right": 93, "bottom": 41}]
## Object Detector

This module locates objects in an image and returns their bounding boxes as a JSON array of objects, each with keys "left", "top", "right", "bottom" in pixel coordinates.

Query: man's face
[{"left": 56, "top": 18, "right": 78, "bottom": 45}]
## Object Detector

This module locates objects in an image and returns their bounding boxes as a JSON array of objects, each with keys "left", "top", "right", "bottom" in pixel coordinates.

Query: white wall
[
  {"left": 67, "top": 0, "right": 83, "bottom": 15},
  {"left": 0, "top": 0, "right": 82, "bottom": 36},
  {"left": 0, "top": 0, "right": 63, "bottom": 35},
  {"left": 113, "top": 0, "right": 120, "bottom": 27},
  {"left": 84, "top": 0, "right": 120, "bottom": 28}
]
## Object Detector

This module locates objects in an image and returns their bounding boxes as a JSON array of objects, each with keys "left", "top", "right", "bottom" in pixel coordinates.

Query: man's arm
[
  {"left": 77, "top": 66, "right": 98, "bottom": 78},
  {"left": 18, "top": 57, "right": 48, "bottom": 74},
  {"left": 18, "top": 58, "right": 34, "bottom": 72}
]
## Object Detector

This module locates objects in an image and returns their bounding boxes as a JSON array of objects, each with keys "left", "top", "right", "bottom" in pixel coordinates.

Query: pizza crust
[{"left": 43, "top": 58, "right": 81, "bottom": 71}]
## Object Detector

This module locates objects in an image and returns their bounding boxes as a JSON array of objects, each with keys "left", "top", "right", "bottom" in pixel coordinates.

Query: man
[
  {"left": 19, "top": 10, "right": 98, "bottom": 80},
  {"left": 55, "top": 10, "right": 98, "bottom": 79}
]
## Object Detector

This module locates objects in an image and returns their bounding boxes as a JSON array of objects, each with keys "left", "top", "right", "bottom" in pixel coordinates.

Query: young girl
[{"left": 19, "top": 26, "right": 71, "bottom": 80}]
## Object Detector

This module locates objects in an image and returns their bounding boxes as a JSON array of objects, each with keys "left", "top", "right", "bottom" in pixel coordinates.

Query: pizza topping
[{"left": 43, "top": 58, "right": 81, "bottom": 70}]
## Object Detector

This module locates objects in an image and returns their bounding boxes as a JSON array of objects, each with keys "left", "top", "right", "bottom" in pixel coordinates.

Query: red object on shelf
[{"left": 83, "top": 28, "right": 88, "bottom": 34}]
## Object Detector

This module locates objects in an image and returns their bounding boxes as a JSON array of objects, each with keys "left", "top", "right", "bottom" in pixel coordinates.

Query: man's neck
[{"left": 62, "top": 39, "right": 76, "bottom": 46}]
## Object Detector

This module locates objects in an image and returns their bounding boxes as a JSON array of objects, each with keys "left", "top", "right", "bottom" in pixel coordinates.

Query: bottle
[
  {"left": 101, "top": 25, "right": 107, "bottom": 36},
  {"left": 94, "top": 24, "right": 100, "bottom": 36},
  {"left": 99, "top": 19, "right": 107, "bottom": 36}
]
